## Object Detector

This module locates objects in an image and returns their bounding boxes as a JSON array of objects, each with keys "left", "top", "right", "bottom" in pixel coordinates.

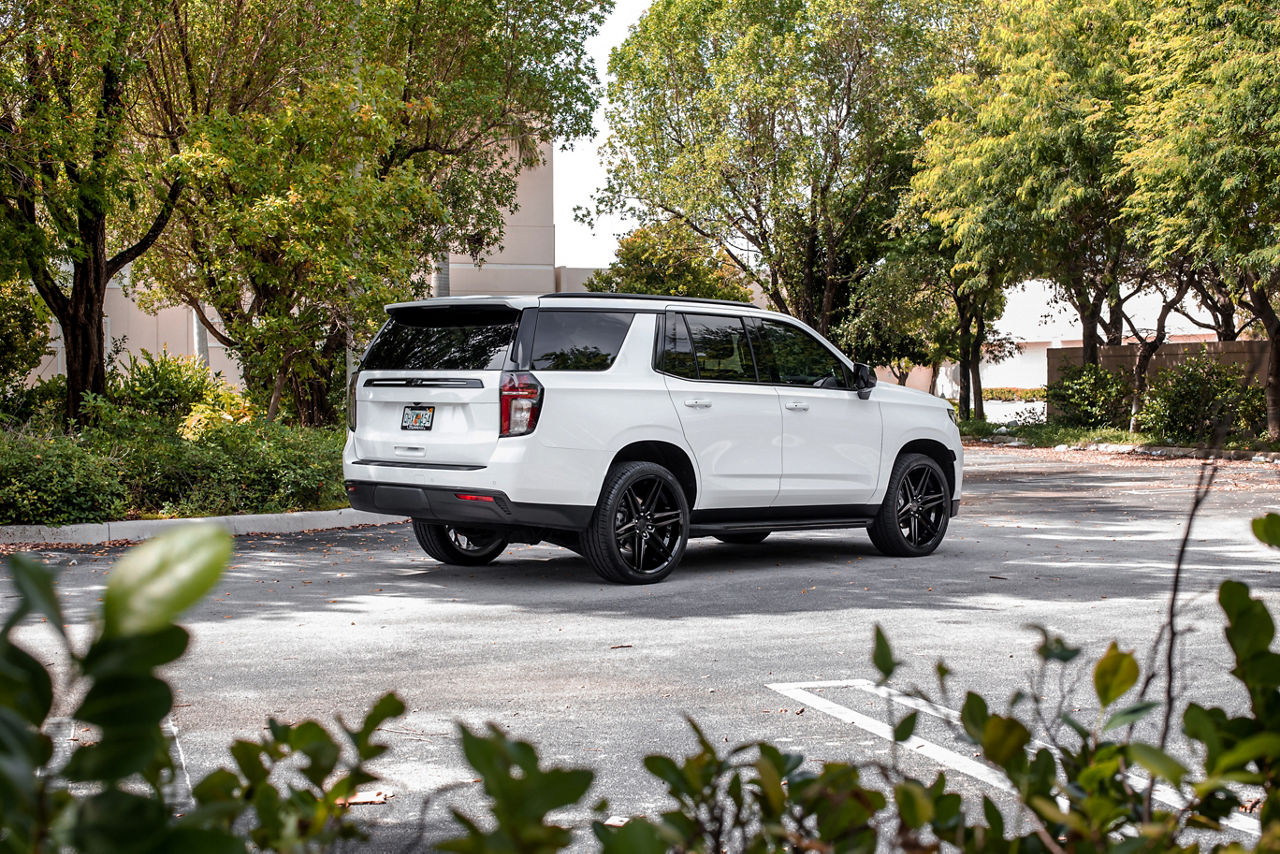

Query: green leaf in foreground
[
  {"left": 1254, "top": 513, "right": 1280, "bottom": 549},
  {"left": 103, "top": 526, "right": 232, "bottom": 637},
  {"left": 1093, "top": 642, "right": 1138, "bottom": 707}
]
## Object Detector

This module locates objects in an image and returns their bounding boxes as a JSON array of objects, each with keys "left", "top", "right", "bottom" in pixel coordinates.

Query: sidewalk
[
  {"left": 0, "top": 508, "right": 408, "bottom": 548},
  {"left": 973, "top": 433, "right": 1280, "bottom": 462}
]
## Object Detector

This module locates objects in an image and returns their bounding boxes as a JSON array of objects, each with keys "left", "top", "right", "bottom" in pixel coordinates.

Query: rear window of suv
[
  {"left": 361, "top": 306, "right": 519, "bottom": 371},
  {"left": 530, "top": 310, "right": 635, "bottom": 371}
]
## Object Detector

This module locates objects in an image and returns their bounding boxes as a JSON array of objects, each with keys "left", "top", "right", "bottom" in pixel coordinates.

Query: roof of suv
[{"left": 385, "top": 292, "right": 775, "bottom": 316}]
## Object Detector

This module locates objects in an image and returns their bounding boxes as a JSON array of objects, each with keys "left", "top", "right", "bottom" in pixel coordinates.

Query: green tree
[
  {"left": 596, "top": 0, "right": 958, "bottom": 335},
  {"left": 135, "top": 0, "right": 608, "bottom": 424},
  {"left": 1125, "top": 0, "right": 1280, "bottom": 439},
  {"left": 0, "top": 280, "right": 51, "bottom": 392},
  {"left": 913, "top": 0, "right": 1150, "bottom": 367},
  {"left": 0, "top": 0, "right": 185, "bottom": 423},
  {"left": 585, "top": 222, "right": 754, "bottom": 302}
]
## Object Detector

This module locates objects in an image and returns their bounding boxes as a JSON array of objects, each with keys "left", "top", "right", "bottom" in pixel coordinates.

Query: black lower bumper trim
[{"left": 344, "top": 481, "right": 593, "bottom": 531}]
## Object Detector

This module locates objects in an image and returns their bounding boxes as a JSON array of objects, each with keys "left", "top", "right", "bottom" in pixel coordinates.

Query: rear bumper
[{"left": 344, "top": 481, "right": 593, "bottom": 531}]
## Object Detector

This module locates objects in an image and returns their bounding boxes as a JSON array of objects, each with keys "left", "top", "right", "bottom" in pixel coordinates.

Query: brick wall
[{"left": 1046, "top": 340, "right": 1269, "bottom": 387}]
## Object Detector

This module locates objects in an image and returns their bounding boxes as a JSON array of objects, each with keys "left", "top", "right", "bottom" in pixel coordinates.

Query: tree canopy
[{"left": 585, "top": 222, "right": 754, "bottom": 302}]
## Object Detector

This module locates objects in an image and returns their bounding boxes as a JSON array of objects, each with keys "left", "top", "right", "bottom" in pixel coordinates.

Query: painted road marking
[{"left": 767, "top": 679, "right": 1260, "bottom": 837}]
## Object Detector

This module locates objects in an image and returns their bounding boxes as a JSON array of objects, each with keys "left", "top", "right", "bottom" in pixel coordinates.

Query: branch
[{"left": 105, "top": 176, "right": 185, "bottom": 280}]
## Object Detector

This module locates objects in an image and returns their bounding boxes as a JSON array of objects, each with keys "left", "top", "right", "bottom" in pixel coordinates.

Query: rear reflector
[{"left": 454, "top": 493, "right": 496, "bottom": 503}]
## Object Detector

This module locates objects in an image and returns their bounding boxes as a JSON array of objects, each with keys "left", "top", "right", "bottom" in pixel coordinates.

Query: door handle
[
  {"left": 683, "top": 399, "right": 712, "bottom": 409},
  {"left": 784, "top": 401, "right": 810, "bottom": 411}
]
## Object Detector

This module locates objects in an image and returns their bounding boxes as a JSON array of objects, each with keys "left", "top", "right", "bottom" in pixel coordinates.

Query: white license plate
[{"left": 401, "top": 406, "right": 435, "bottom": 430}]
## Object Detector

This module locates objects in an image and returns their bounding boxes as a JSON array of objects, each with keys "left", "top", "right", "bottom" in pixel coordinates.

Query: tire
[
  {"left": 583, "top": 461, "right": 689, "bottom": 584},
  {"left": 412, "top": 521, "right": 508, "bottom": 566},
  {"left": 714, "top": 532, "right": 770, "bottom": 545},
  {"left": 867, "top": 453, "right": 950, "bottom": 557}
]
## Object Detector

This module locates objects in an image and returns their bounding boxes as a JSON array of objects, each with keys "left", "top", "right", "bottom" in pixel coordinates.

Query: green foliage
[
  {"left": 0, "top": 412, "right": 344, "bottom": 526},
  {"left": 585, "top": 223, "right": 753, "bottom": 303},
  {"left": 983, "top": 387, "right": 1045, "bottom": 403},
  {"left": 0, "top": 375, "right": 67, "bottom": 427},
  {"left": 1046, "top": 364, "right": 1132, "bottom": 429},
  {"left": 1136, "top": 353, "right": 1266, "bottom": 444},
  {"left": 0, "top": 280, "right": 51, "bottom": 393},
  {"left": 0, "top": 528, "right": 403, "bottom": 851},
  {"left": 443, "top": 571, "right": 1280, "bottom": 851},
  {"left": 598, "top": 0, "right": 964, "bottom": 333},
  {"left": 109, "top": 350, "right": 222, "bottom": 418},
  {"left": 0, "top": 433, "right": 128, "bottom": 526}
]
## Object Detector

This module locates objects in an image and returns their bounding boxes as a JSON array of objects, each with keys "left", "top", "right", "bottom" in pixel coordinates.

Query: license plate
[{"left": 401, "top": 405, "right": 434, "bottom": 430}]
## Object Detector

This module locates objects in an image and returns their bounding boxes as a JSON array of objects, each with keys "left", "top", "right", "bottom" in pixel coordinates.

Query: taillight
[
  {"left": 500, "top": 371, "right": 543, "bottom": 437},
  {"left": 346, "top": 371, "right": 360, "bottom": 431}
]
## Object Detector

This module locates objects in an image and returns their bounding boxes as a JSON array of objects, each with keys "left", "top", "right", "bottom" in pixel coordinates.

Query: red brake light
[{"left": 499, "top": 371, "right": 543, "bottom": 437}]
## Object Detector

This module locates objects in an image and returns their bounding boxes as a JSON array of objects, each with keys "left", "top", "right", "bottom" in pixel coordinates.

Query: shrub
[
  {"left": 983, "top": 386, "right": 1046, "bottom": 402},
  {"left": 0, "top": 527, "right": 402, "bottom": 851},
  {"left": 110, "top": 349, "right": 221, "bottom": 418},
  {"left": 0, "top": 278, "right": 52, "bottom": 393},
  {"left": 0, "top": 431, "right": 127, "bottom": 526},
  {"left": 1046, "top": 363, "right": 1131, "bottom": 428},
  {"left": 1137, "top": 352, "right": 1266, "bottom": 443},
  {"left": 0, "top": 374, "right": 67, "bottom": 425}
]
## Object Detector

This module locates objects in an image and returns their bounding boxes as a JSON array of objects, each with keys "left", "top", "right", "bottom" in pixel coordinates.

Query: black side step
[{"left": 690, "top": 517, "right": 874, "bottom": 537}]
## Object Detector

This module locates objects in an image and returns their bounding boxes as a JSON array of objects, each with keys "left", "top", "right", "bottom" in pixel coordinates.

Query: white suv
[{"left": 344, "top": 293, "right": 962, "bottom": 584}]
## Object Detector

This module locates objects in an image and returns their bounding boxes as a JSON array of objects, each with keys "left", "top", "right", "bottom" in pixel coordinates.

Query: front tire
[
  {"left": 867, "top": 453, "right": 950, "bottom": 557},
  {"left": 583, "top": 461, "right": 689, "bottom": 584},
  {"left": 413, "top": 522, "right": 508, "bottom": 566}
]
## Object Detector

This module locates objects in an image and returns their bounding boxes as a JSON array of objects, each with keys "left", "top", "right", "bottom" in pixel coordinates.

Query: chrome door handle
[
  {"left": 683, "top": 399, "right": 712, "bottom": 409},
  {"left": 784, "top": 401, "right": 810, "bottom": 411}
]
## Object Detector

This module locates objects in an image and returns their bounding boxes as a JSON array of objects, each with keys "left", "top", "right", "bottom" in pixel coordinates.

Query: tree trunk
[
  {"left": 928, "top": 364, "right": 940, "bottom": 396},
  {"left": 970, "top": 314, "right": 985, "bottom": 422},
  {"left": 1129, "top": 338, "right": 1161, "bottom": 433},
  {"left": 1077, "top": 301, "right": 1103, "bottom": 366},
  {"left": 58, "top": 228, "right": 111, "bottom": 424}
]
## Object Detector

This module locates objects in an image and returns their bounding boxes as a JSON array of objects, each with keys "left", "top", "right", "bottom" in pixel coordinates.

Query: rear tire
[
  {"left": 714, "top": 532, "right": 770, "bottom": 545},
  {"left": 583, "top": 461, "right": 689, "bottom": 584},
  {"left": 867, "top": 453, "right": 950, "bottom": 557},
  {"left": 413, "top": 522, "right": 508, "bottom": 566}
]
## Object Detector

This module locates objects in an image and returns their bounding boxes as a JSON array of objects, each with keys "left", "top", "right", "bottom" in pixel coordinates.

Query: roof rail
[{"left": 539, "top": 292, "right": 754, "bottom": 309}]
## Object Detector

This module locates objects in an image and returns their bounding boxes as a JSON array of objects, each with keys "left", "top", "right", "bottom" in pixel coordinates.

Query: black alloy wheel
[
  {"left": 584, "top": 461, "right": 689, "bottom": 584},
  {"left": 413, "top": 521, "right": 508, "bottom": 566},
  {"left": 867, "top": 453, "right": 950, "bottom": 557}
]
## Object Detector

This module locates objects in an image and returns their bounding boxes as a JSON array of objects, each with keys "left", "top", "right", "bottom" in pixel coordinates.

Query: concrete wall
[{"left": 1046, "top": 340, "right": 1270, "bottom": 387}]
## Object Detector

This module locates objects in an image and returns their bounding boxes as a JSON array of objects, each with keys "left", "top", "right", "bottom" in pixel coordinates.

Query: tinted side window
[
  {"left": 685, "top": 314, "right": 757, "bottom": 382},
  {"left": 758, "top": 320, "right": 848, "bottom": 387},
  {"left": 530, "top": 310, "right": 635, "bottom": 371},
  {"left": 362, "top": 307, "right": 518, "bottom": 371},
  {"left": 661, "top": 313, "right": 698, "bottom": 379}
]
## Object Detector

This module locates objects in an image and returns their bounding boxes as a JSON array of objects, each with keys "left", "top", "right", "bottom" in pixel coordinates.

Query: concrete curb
[
  {"left": 0, "top": 508, "right": 409, "bottom": 547},
  {"left": 973, "top": 433, "right": 1280, "bottom": 462}
]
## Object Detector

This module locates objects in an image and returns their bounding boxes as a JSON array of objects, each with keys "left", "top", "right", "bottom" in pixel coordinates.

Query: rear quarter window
[
  {"left": 530, "top": 311, "right": 635, "bottom": 371},
  {"left": 361, "top": 307, "right": 519, "bottom": 371}
]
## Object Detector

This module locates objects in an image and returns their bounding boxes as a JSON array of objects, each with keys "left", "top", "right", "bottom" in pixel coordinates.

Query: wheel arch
[
  {"left": 607, "top": 441, "right": 698, "bottom": 508},
  {"left": 895, "top": 439, "right": 957, "bottom": 497}
]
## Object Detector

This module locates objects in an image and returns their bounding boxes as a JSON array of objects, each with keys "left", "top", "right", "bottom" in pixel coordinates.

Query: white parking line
[{"left": 767, "top": 679, "right": 1260, "bottom": 837}]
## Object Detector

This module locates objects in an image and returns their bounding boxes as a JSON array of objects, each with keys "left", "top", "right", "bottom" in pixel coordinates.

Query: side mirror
[{"left": 852, "top": 363, "right": 876, "bottom": 400}]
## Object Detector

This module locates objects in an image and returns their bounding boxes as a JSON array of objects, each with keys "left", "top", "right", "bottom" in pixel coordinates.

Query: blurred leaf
[
  {"left": 159, "top": 828, "right": 247, "bottom": 854},
  {"left": 230, "top": 741, "right": 269, "bottom": 786},
  {"left": 6, "top": 555, "right": 64, "bottom": 638},
  {"left": 1093, "top": 642, "right": 1138, "bottom": 707},
  {"left": 76, "top": 675, "right": 172, "bottom": 729},
  {"left": 893, "top": 711, "right": 918, "bottom": 743},
  {"left": 960, "top": 692, "right": 989, "bottom": 743},
  {"left": 82, "top": 626, "right": 190, "bottom": 679},
  {"left": 1102, "top": 700, "right": 1159, "bottom": 733},
  {"left": 872, "top": 625, "right": 898, "bottom": 683},
  {"left": 1214, "top": 733, "right": 1280, "bottom": 775},
  {"left": 103, "top": 526, "right": 231, "bottom": 638},
  {"left": 894, "top": 780, "right": 933, "bottom": 829},
  {"left": 594, "top": 818, "right": 667, "bottom": 854},
  {"left": 62, "top": 727, "right": 167, "bottom": 783},
  {"left": 1128, "top": 743, "right": 1188, "bottom": 785},
  {"left": 1252, "top": 513, "right": 1280, "bottom": 548},
  {"left": 982, "top": 715, "right": 1030, "bottom": 767},
  {"left": 290, "top": 721, "right": 339, "bottom": 788},
  {"left": 0, "top": 642, "right": 54, "bottom": 727},
  {"left": 68, "top": 789, "right": 168, "bottom": 853}
]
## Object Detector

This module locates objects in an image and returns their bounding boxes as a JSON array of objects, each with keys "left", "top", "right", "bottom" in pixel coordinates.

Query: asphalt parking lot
[{"left": 5, "top": 445, "right": 1279, "bottom": 847}]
